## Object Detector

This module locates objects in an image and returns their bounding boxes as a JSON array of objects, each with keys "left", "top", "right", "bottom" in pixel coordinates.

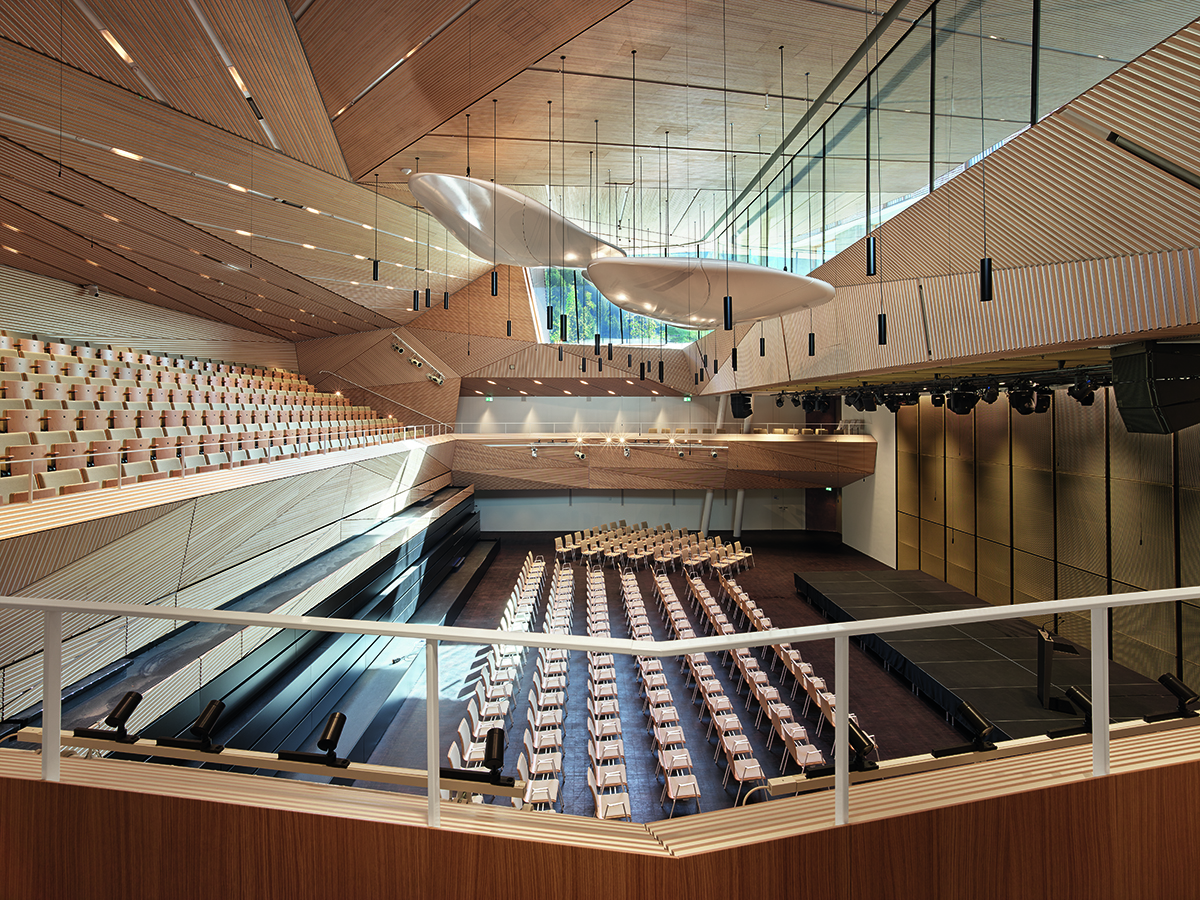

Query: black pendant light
[
  {"left": 640, "top": 362, "right": 645, "bottom": 380},
  {"left": 372, "top": 173, "right": 380, "bottom": 281},
  {"left": 412, "top": 290, "right": 419, "bottom": 312},
  {"left": 731, "top": 347, "right": 738, "bottom": 371}
]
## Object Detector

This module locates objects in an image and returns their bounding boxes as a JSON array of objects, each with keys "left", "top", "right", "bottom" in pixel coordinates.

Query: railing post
[
  {"left": 425, "top": 638, "right": 440, "bottom": 827},
  {"left": 42, "top": 610, "right": 62, "bottom": 782},
  {"left": 1091, "top": 605, "right": 1110, "bottom": 777},
  {"left": 834, "top": 633, "right": 849, "bottom": 825}
]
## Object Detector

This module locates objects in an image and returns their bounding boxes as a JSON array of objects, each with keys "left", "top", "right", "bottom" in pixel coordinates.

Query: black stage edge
[{"left": 794, "top": 570, "right": 1179, "bottom": 740}]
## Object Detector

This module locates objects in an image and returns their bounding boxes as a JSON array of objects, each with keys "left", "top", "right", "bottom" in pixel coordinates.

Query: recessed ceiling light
[
  {"left": 580, "top": 380, "right": 588, "bottom": 385},
  {"left": 100, "top": 30, "right": 133, "bottom": 64},
  {"left": 607, "top": 390, "right": 615, "bottom": 395},
  {"left": 303, "top": 243, "right": 315, "bottom": 249},
  {"left": 519, "top": 391, "right": 527, "bottom": 395},
  {"left": 487, "top": 380, "right": 496, "bottom": 385},
  {"left": 651, "top": 390, "right": 658, "bottom": 395},
  {"left": 235, "top": 229, "right": 252, "bottom": 236},
  {"left": 103, "top": 214, "right": 120, "bottom": 223},
  {"left": 475, "top": 390, "right": 483, "bottom": 395},
  {"left": 2, "top": 246, "right": 18, "bottom": 254},
  {"left": 306, "top": 207, "right": 320, "bottom": 214},
  {"left": 564, "top": 390, "right": 571, "bottom": 395},
  {"left": 625, "top": 380, "right": 633, "bottom": 384},
  {"left": 111, "top": 147, "right": 142, "bottom": 161},
  {"left": 354, "top": 254, "right": 366, "bottom": 260},
  {"left": 362, "top": 223, "right": 373, "bottom": 230},
  {"left": 229, "top": 183, "right": 248, "bottom": 192},
  {"left": 532, "top": 379, "right": 542, "bottom": 385}
]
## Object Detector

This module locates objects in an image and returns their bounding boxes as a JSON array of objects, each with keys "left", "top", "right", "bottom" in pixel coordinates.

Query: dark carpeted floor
[{"left": 434, "top": 529, "right": 960, "bottom": 821}]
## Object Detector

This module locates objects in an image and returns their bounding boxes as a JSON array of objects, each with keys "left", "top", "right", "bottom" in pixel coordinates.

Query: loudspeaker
[
  {"left": 1112, "top": 341, "right": 1200, "bottom": 434},
  {"left": 729, "top": 392, "right": 752, "bottom": 419}
]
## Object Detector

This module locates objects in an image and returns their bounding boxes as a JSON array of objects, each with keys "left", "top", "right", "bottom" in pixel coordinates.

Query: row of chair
[
  {"left": 619, "top": 568, "right": 702, "bottom": 817},
  {"left": 515, "top": 560, "right": 572, "bottom": 812},
  {"left": 582, "top": 567, "right": 633, "bottom": 821}
]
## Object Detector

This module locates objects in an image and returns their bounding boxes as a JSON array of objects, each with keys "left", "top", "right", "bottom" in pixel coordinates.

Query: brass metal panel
[{"left": 1013, "top": 549, "right": 1054, "bottom": 605}]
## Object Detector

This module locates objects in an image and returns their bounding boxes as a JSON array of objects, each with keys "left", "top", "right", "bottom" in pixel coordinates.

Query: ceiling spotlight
[
  {"left": 930, "top": 392, "right": 945, "bottom": 408},
  {"left": 531, "top": 447, "right": 538, "bottom": 458},
  {"left": 72, "top": 691, "right": 143, "bottom": 744},
  {"left": 845, "top": 390, "right": 862, "bottom": 412},
  {"left": 678, "top": 450, "right": 685, "bottom": 458},
  {"left": 884, "top": 394, "right": 904, "bottom": 413},
  {"left": 1067, "top": 375, "right": 1096, "bottom": 406},
  {"left": 710, "top": 449, "right": 718, "bottom": 458},
  {"left": 400, "top": 167, "right": 413, "bottom": 175},
  {"left": 814, "top": 394, "right": 830, "bottom": 413},
  {"left": 947, "top": 382, "right": 980, "bottom": 415},
  {"left": 775, "top": 393, "right": 785, "bottom": 408},
  {"left": 1034, "top": 388, "right": 1053, "bottom": 414},
  {"left": 980, "top": 382, "right": 1000, "bottom": 404},
  {"left": 790, "top": 393, "right": 802, "bottom": 408},
  {"left": 575, "top": 449, "right": 586, "bottom": 460},
  {"left": 1008, "top": 381, "right": 1035, "bottom": 415},
  {"left": 801, "top": 394, "right": 816, "bottom": 413},
  {"left": 623, "top": 446, "right": 630, "bottom": 458}
]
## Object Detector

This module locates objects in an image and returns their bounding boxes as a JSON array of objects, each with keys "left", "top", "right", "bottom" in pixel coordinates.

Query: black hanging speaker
[
  {"left": 729, "top": 392, "right": 753, "bottom": 418},
  {"left": 1112, "top": 341, "right": 1200, "bottom": 434}
]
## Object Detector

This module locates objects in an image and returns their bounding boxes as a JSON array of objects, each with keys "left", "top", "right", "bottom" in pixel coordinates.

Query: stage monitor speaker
[
  {"left": 729, "top": 392, "right": 753, "bottom": 419},
  {"left": 1112, "top": 341, "right": 1200, "bottom": 434}
]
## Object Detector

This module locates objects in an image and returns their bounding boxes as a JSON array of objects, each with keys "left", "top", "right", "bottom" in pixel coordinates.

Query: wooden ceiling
[{"left": 0, "top": 0, "right": 1197, "bottom": 407}]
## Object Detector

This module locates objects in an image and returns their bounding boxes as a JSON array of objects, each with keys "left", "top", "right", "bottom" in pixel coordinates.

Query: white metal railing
[
  {"left": 5, "top": 585, "right": 1200, "bottom": 829},
  {"left": 452, "top": 420, "right": 862, "bottom": 436}
]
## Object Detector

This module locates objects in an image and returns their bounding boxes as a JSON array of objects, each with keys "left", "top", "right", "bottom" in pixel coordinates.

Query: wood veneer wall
[
  {"left": 897, "top": 388, "right": 1198, "bottom": 684},
  {"left": 2, "top": 754, "right": 1198, "bottom": 899},
  {"left": 0, "top": 442, "right": 456, "bottom": 721},
  {"left": 0, "top": 265, "right": 298, "bottom": 369}
]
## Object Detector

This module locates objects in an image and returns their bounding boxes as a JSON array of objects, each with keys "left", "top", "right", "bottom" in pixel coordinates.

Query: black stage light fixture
[
  {"left": 1034, "top": 388, "right": 1053, "bottom": 414},
  {"left": 801, "top": 394, "right": 816, "bottom": 413},
  {"left": 575, "top": 448, "right": 586, "bottom": 460},
  {"left": 791, "top": 393, "right": 801, "bottom": 408},
  {"left": 931, "top": 701, "right": 998, "bottom": 757},
  {"left": 678, "top": 450, "right": 684, "bottom": 458},
  {"left": 73, "top": 691, "right": 143, "bottom": 744},
  {"left": 723, "top": 295, "right": 733, "bottom": 331},
  {"left": 947, "top": 383, "right": 980, "bottom": 415},
  {"left": 845, "top": 390, "right": 861, "bottom": 412},
  {"left": 156, "top": 699, "right": 226, "bottom": 753},
  {"left": 279, "top": 712, "right": 350, "bottom": 767},
  {"left": 1009, "top": 382, "right": 1035, "bottom": 415},
  {"left": 775, "top": 393, "right": 785, "bottom": 409},
  {"left": 814, "top": 394, "right": 830, "bottom": 414},
  {"left": 860, "top": 391, "right": 877, "bottom": 413},
  {"left": 1067, "top": 375, "right": 1096, "bottom": 406},
  {"left": 710, "top": 449, "right": 718, "bottom": 458},
  {"left": 980, "top": 382, "right": 1000, "bottom": 404},
  {"left": 1145, "top": 673, "right": 1200, "bottom": 722},
  {"left": 1048, "top": 686, "right": 1094, "bottom": 739},
  {"left": 930, "top": 392, "right": 945, "bottom": 408},
  {"left": 847, "top": 719, "right": 879, "bottom": 771},
  {"left": 884, "top": 394, "right": 903, "bottom": 413},
  {"left": 483, "top": 726, "right": 505, "bottom": 773}
]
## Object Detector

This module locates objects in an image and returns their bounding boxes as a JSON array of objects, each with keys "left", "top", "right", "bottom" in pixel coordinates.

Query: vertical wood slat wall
[{"left": 897, "top": 388, "right": 1200, "bottom": 684}]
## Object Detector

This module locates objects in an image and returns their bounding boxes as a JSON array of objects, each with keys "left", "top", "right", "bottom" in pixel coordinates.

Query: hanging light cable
[
  {"left": 722, "top": 0, "right": 733, "bottom": 333},
  {"left": 372, "top": 173, "right": 379, "bottom": 281},
  {"left": 491, "top": 98, "right": 498, "bottom": 299},
  {"left": 978, "top": 0, "right": 993, "bottom": 302},
  {"left": 413, "top": 157, "right": 420, "bottom": 311}
]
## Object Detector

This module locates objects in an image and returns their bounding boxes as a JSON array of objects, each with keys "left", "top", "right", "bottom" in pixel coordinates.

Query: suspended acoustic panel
[
  {"left": 408, "top": 173, "right": 625, "bottom": 268},
  {"left": 586, "top": 257, "right": 834, "bottom": 328}
]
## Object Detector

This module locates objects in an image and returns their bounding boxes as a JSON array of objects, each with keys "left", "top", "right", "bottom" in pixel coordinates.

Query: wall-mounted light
[
  {"left": 156, "top": 699, "right": 226, "bottom": 753},
  {"left": 278, "top": 712, "right": 350, "bottom": 768}
]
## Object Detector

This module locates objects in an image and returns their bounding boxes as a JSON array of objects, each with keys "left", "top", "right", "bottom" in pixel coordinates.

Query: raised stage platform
[{"left": 794, "top": 570, "right": 1178, "bottom": 740}]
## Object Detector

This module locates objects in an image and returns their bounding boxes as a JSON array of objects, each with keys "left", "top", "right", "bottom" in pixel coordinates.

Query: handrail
[
  {"left": 6, "top": 584, "right": 1200, "bottom": 828},
  {"left": 451, "top": 420, "right": 866, "bottom": 435}
]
